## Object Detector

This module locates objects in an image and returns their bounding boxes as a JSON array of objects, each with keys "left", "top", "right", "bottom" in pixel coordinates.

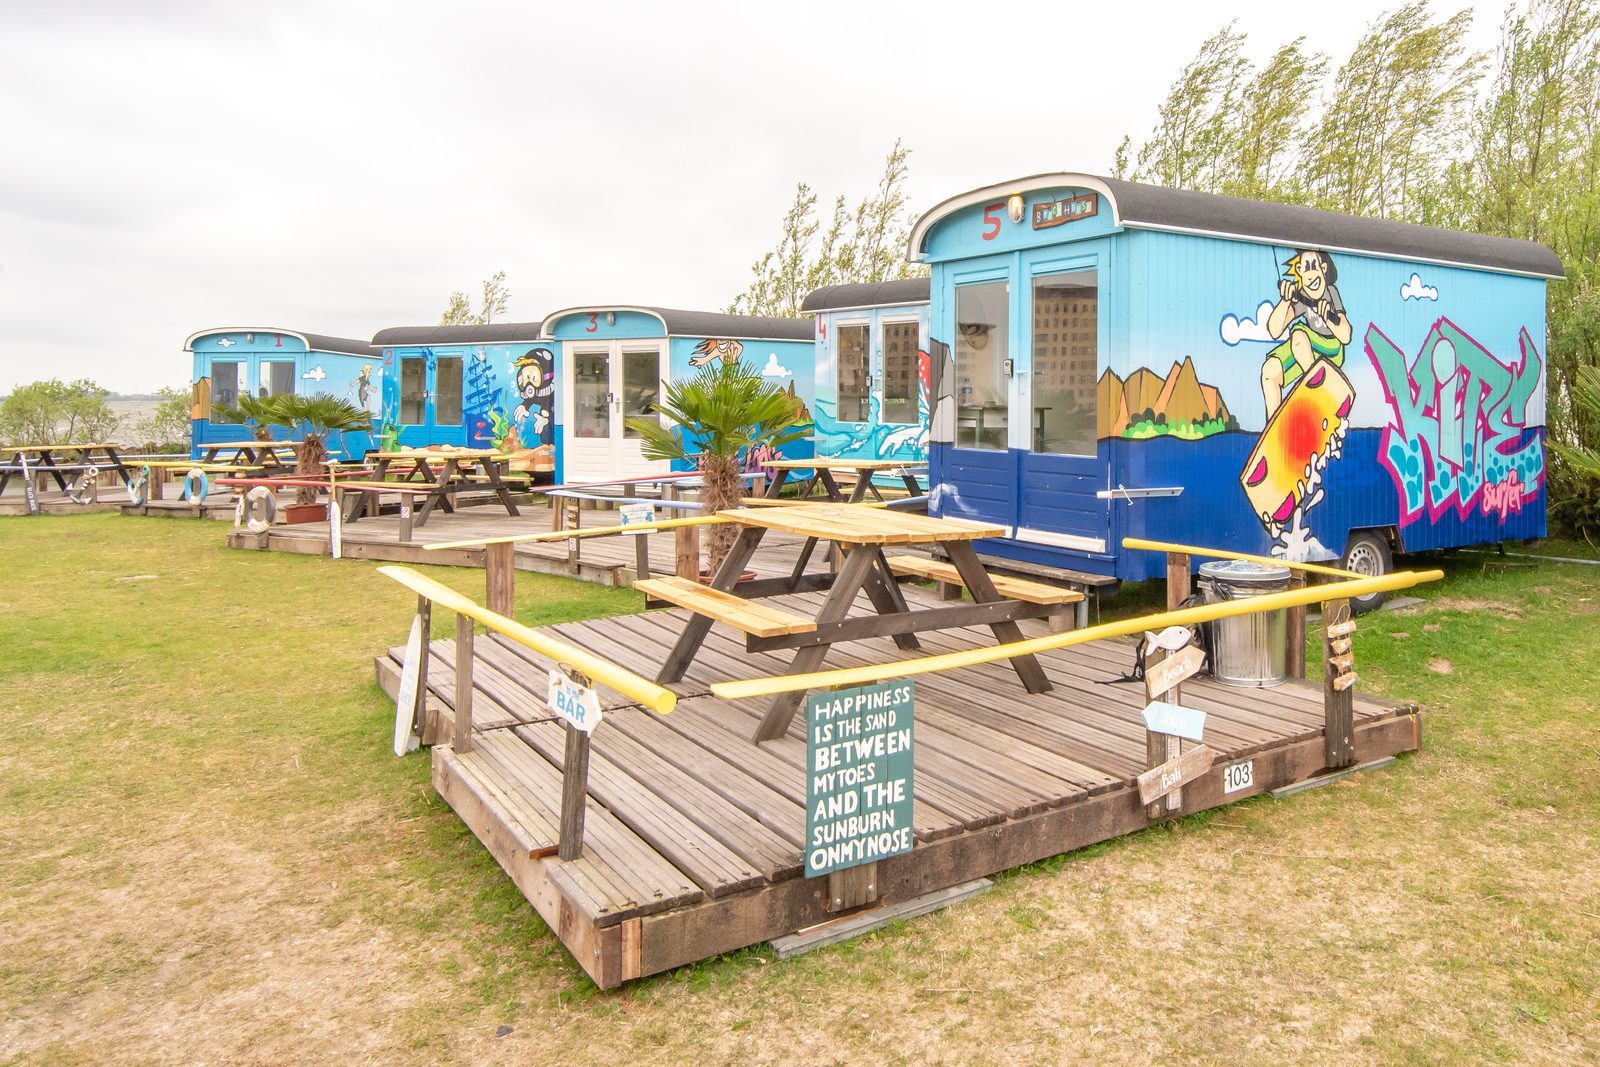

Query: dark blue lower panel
[{"left": 933, "top": 427, "right": 1547, "bottom": 582}]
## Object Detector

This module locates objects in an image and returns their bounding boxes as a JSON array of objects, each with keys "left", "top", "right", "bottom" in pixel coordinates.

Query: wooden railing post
[
  {"left": 565, "top": 502, "right": 581, "bottom": 565},
  {"left": 453, "top": 613, "right": 474, "bottom": 753},
  {"left": 675, "top": 518, "right": 699, "bottom": 580},
  {"left": 485, "top": 540, "right": 515, "bottom": 617},
  {"left": 1322, "top": 597, "right": 1355, "bottom": 768},
  {"left": 414, "top": 594, "right": 435, "bottom": 742},
  {"left": 559, "top": 723, "right": 591, "bottom": 860},
  {"left": 635, "top": 530, "right": 652, "bottom": 583},
  {"left": 1286, "top": 572, "right": 1307, "bottom": 679},
  {"left": 1166, "top": 552, "right": 1191, "bottom": 610}
]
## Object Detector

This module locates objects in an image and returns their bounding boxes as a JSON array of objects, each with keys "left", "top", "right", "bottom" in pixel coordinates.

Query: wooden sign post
[
  {"left": 1142, "top": 628, "right": 1204, "bottom": 818},
  {"left": 547, "top": 666, "right": 603, "bottom": 861},
  {"left": 1322, "top": 599, "right": 1356, "bottom": 768},
  {"left": 806, "top": 682, "right": 916, "bottom": 913},
  {"left": 19, "top": 454, "right": 40, "bottom": 516}
]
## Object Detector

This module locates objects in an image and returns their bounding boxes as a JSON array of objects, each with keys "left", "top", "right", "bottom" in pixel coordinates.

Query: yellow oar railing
[
  {"left": 709, "top": 566, "right": 1439, "bottom": 700},
  {"left": 380, "top": 564, "right": 675, "bottom": 862},
  {"left": 1122, "top": 536, "right": 1361, "bottom": 579},
  {"left": 379, "top": 565, "right": 675, "bottom": 715}
]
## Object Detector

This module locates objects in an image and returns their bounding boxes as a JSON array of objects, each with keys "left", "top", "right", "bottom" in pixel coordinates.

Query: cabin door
[
  {"left": 563, "top": 341, "right": 669, "bottom": 483},
  {"left": 396, "top": 352, "right": 466, "bottom": 448},
  {"left": 1012, "top": 258, "right": 1112, "bottom": 556}
]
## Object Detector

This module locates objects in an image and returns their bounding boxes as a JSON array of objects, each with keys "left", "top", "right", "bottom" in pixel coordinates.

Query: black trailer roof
[
  {"left": 908, "top": 173, "right": 1565, "bottom": 279},
  {"left": 540, "top": 306, "right": 813, "bottom": 341},
  {"left": 184, "top": 328, "right": 374, "bottom": 357},
  {"left": 371, "top": 321, "right": 547, "bottom": 346},
  {"left": 801, "top": 278, "right": 931, "bottom": 314}
]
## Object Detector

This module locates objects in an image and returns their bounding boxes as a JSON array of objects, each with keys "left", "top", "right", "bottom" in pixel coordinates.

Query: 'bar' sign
[{"left": 805, "top": 681, "right": 915, "bottom": 878}]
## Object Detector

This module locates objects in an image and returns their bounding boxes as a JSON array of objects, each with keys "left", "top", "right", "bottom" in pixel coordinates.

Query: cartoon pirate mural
[
  {"left": 1240, "top": 249, "right": 1356, "bottom": 559},
  {"left": 688, "top": 338, "right": 743, "bottom": 368},
  {"left": 511, "top": 347, "right": 556, "bottom": 445}
]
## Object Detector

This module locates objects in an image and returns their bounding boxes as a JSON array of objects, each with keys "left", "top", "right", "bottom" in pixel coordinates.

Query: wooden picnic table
[
  {"left": 642, "top": 503, "right": 1070, "bottom": 742},
  {"left": 0, "top": 442, "right": 131, "bottom": 497},
  {"left": 344, "top": 448, "right": 520, "bottom": 527},
  {"left": 762, "top": 456, "right": 926, "bottom": 503},
  {"left": 198, "top": 441, "right": 300, "bottom": 468}
]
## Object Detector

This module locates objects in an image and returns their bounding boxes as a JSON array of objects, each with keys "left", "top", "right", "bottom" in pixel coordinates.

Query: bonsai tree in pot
[
  {"left": 625, "top": 361, "right": 809, "bottom": 576},
  {"left": 272, "top": 393, "right": 372, "bottom": 507}
]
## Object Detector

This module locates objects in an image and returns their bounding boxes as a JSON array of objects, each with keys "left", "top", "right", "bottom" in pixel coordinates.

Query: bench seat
[
  {"left": 634, "top": 576, "right": 817, "bottom": 638},
  {"left": 885, "top": 555, "right": 1086, "bottom": 605}
]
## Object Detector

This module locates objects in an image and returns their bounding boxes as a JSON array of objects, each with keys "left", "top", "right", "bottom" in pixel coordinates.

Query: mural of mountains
[{"left": 1097, "top": 357, "right": 1236, "bottom": 440}]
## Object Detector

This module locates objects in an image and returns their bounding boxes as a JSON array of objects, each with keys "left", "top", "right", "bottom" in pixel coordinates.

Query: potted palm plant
[
  {"left": 626, "top": 361, "right": 810, "bottom": 578},
  {"left": 211, "top": 394, "right": 281, "bottom": 441},
  {"left": 271, "top": 393, "right": 373, "bottom": 523}
]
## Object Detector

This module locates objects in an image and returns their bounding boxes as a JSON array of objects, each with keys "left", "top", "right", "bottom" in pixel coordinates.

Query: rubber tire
[{"left": 1341, "top": 529, "right": 1393, "bottom": 615}]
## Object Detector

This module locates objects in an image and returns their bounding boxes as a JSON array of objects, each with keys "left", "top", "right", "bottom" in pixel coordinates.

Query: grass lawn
[{"left": 2, "top": 512, "right": 1598, "bottom": 1064}]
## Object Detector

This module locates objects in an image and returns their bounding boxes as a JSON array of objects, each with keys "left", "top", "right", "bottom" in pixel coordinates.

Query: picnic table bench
[
  {"left": 0, "top": 442, "right": 132, "bottom": 500},
  {"left": 646, "top": 503, "right": 1077, "bottom": 742}
]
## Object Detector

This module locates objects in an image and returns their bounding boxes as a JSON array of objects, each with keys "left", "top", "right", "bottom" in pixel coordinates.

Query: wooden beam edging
[
  {"left": 626, "top": 711, "right": 1420, "bottom": 986},
  {"left": 1124, "top": 536, "right": 1361, "bottom": 580},
  {"left": 708, "top": 568, "right": 1443, "bottom": 700},
  {"left": 376, "top": 565, "right": 677, "bottom": 714},
  {"left": 422, "top": 513, "right": 728, "bottom": 552}
]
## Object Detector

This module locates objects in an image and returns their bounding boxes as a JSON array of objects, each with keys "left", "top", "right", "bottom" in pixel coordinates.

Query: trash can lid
[{"left": 1198, "top": 559, "right": 1293, "bottom": 584}]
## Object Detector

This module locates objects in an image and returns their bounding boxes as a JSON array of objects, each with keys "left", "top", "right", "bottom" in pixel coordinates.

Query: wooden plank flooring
[
  {"left": 235, "top": 499, "right": 852, "bottom": 586},
  {"left": 373, "top": 587, "right": 1423, "bottom": 986}
]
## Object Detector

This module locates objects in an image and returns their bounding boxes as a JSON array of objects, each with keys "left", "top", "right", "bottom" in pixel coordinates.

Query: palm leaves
[
  {"left": 624, "top": 361, "right": 810, "bottom": 572},
  {"left": 240, "top": 393, "right": 371, "bottom": 503},
  {"left": 211, "top": 394, "right": 281, "bottom": 440},
  {"left": 625, "top": 361, "right": 809, "bottom": 465},
  {"left": 1553, "top": 366, "right": 1600, "bottom": 479}
]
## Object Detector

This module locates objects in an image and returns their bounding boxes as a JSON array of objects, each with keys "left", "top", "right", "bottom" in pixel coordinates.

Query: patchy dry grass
[{"left": 2, "top": 513, "right": 1598, "bottom": 1064}]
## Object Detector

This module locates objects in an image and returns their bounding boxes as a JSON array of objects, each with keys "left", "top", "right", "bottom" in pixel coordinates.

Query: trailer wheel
[{"left": 1340, "top": 529, "right": 1393, "bottom": 615}]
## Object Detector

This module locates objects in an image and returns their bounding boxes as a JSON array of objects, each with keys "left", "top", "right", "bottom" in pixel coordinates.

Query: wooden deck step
[
  {"left": 885, "top": 555, "right": 1085, "bottom": 605},
  {"left": 634, "top": 575, "right": 817, "bottom": 637}
]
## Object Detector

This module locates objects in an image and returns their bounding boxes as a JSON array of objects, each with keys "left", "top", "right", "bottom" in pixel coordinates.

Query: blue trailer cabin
[
  {"left": 908, "top": 173, "right": 1563, "bottom": 594},
  {"left": 802, "top": 278, "right": 932, "bottom": 471},
  {"left": 185, "top": 328, "right": 378, "bottom": 460},
  {"left": 369, "top": 322, "right": 556, "bottom": 479},
  {"left": 537, "top": 306, "right": 815, "bottom": 484}
]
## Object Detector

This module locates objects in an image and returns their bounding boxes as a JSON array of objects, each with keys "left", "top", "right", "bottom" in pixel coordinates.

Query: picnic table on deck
[
  {"left": 762, "top": 457, "right": 927, "bottom": 503},
  {"left": 343, "top": 448, "right": 520, "bottom": 527},
  {"left": 641, "top": 503, "right": 1077, "bottom": 742},
  {"left": 0, "top": 442, "right": 131, "bottom": 496},
  {"left": 198, "top": 441, "right": 300, "bottom": 468}
]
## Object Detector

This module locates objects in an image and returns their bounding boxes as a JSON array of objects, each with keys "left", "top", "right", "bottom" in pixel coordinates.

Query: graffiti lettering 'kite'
[{"left": 1365, "top": 319, "right": 1543, "bottom": 526}]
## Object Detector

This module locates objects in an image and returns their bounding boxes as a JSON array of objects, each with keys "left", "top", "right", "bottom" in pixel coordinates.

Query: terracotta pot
[
  {"left": 282, "top": 502, "right": 327, "bottom": 525},
  {"left": 698, "top": 569, "right": 758, "bottom": 585}
]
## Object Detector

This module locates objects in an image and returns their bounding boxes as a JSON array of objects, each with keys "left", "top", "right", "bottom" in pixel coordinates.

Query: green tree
[
  {"left": 729, "top": 141, "right": 926, "bottom": 318},
  {"left": 625, "top": 362, "right": 809, "bottom": 573},
  {"left": 440, "top": 271, "right": 511, "bottom": 325},
  {"left": 128, "top": 386, "right": 192, "bottom": 451},
  {"left": 0, "top": 379, "right": 119, "bottom": 444},
  {"left": 1114, "top": 24, "right": 1249, "bottom": 192},
  {"left": 1226, "top": 38, "right": 1329, "bottom": 201},
  {"left": 1305, "top": 3, "right": 1481, "bottom": 220}
]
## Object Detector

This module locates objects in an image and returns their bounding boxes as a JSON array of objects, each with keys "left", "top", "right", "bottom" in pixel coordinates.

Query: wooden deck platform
[
  {"left": 236, "top": 502, "right": 828, "bottom": 587},
  {"left": 372, "top": 589, "right": 1422, "bottom": 987}
]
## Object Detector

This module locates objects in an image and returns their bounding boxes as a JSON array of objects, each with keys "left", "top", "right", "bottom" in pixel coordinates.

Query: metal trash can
[{"left": 1198, "top": 560, "right": 1291, "bottom": 687}]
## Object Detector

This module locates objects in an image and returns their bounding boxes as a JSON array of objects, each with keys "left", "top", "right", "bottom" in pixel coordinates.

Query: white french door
[{"left": 562, "top": 341, "right": 669, "bottom": 483}]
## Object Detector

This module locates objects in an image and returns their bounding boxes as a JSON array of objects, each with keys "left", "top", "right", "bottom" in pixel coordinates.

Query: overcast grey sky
[{"left": 0, "top": 0, "right": 1500, "bottom": 392}]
